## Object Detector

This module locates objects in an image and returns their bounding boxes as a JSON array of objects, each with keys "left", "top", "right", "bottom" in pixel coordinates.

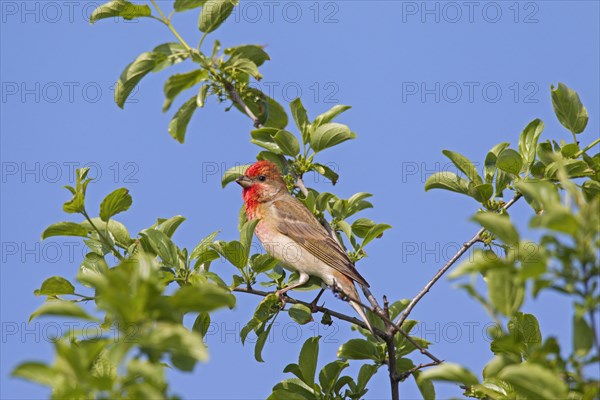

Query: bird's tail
[
  {"left": 349, "top": 299, "right": 374, "bottom": 334},
  {"left": 335, "top": 274, "right": 374, "bottom": 333}
]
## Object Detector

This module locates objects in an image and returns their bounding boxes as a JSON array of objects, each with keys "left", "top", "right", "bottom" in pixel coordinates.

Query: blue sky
[{"left": 1, "top": 1, "right": 599, "bottom": 399}]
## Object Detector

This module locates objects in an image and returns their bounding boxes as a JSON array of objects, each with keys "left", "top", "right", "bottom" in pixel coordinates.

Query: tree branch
[
  {"left": 396, "top": 193, "right": 522, "bottom": 328},
  {"left": 383, "top": 297, "right": 400, "bottom": 399},
  {"left": 332, "top": 283, "right": 442, "bottom": 365},
  {"left": 224, "top": 82, "right": 262, "bottom": 128},
  {"left": 233, "top": 286, "right": 386, "bottom": 338}
]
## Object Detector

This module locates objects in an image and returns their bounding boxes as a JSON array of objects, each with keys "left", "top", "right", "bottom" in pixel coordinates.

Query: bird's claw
[{"left": 275, "top": 290, "right": 288, "bottom": 308}]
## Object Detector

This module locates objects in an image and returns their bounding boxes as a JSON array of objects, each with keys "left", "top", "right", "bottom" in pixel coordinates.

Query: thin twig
[
  {"left": 150, "top": 0, "right": 193, "bottom": 51},
  {"left": 397, "top": 361, "right": 439, "bottom": 381},
  {"left": 396, "top": 193, "right": 522, "bottom": 328},
  {"left": 82, "top": 210, "right": 124, "bottom": 262},
  {"left": 223, "top": 82, "right": 261, "bottom": 128}
]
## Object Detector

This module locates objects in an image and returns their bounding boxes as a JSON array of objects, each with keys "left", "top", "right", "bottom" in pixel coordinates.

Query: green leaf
[
  {"left": 115, "top": 52, "right": 167, "bottom": 108},
  {"left": 190, "top": 230, "right": 220, "bottom": 261},
  {"left": 192, "top": 312, "right": 211, "bottom": 337},
  {"left": 448, "top": 249, "right": 505, "bottom": 279},
  {"left": 472, "top": 212, "right": 519, "bottom": 245},
  {"left": 174, "top": 0, "right": 207, "bottom": 12},
  {"left": 62, "top": 168, "right": 91, "bottom": 214},
  {"left": 337, "top": 339, "right": 380, "bottom": 361},
  {"left": 139, "top": 229, "right": 180, "bottom": 266},
  {"left": 311, "top": 163, "right": 339, "bottom": 185},
  {"left": 351, "top": 218, "right": 376, "bottom": 238},
  {"left": 484, "top": 142, "right": 510, "bottom": 183},
  {"left": 536, "top": 141, "right": 556, "bottom": 165},
  {"left": 212, "top": 240, "right": 246, "bottom": 269},
  {"left": 289, "top": 304, "right": 313, "bottom": 325},
  {"left": 142, "top": 322, "right": 207, "bottom": 361},
  {"left": 560, "top": 143, "right": 580, "bottom": 158},
  {"left": 494, "top": 170, "right": 513, "bottom": 197},
  {"left": 470, "top": 183, "right": 494, "bottom": 203},
  {"left": 80, "top": 218, "right": 132, "bottom": 246},
  {"left": 273, "top": 130, "right": 300, "bottom": 156},
  {"left": 508, "top": 312, "right": 542, "bottom": 353},
  {"left": 356, "top": 364, "right": 378, "bottom": 392},
  {"left": 516, "top": 241, "right": 547, "bottom": 279},
  {"left": 486, "top": 266, "right": 524, "bottom": 317},
  {"left": 420, "top": 363, "right": 479, "bottom": 386},
  {"left": 424, "top": 172, "right": 469, "bottom": 195},
  {"left": 498, "top": 363, "right": 568, "bottom": 399},
  {"left": 157, "top": 215, "right": 186, "bottom": 238},
  {"left": 514, "top": 181, "right": 559, "bottom": 213},
  {"left": 270, "top": 378, "right": 316, "bottom": 400},
  {"left": 90, "top": 0, "right": 151, "bottom": 23},
  {"left": 310, "top": 123, "right": 356, "bottom": 153},
  {"left": 551, "top": 82, "right": 588, "bottom": 134},
  {"left": 290, "top": 98, "right": 310, "bottom": 143},
  {"left": 198, "top": 0, "right": 238, "bottom": 33},
  {"left": 168, "top": 96, "right": 198, "bottom": 143},
  {"left": 312, "top": 105, "right": 351, "bottom": 127},
  {"left": 361, "top": 223, "right": 392, "bottom": 248},
  {"left": 42, "top": 222, "right": 89, "bottom": 240},
  {"left": 545, "top": 159, "right": 592, "bottom": 179},
  {"left": 163, "top": 69, "right": 208, "bottom": 112},
  {"left": 250, "top": 128, "right": 282, "bottom": 153},
  {"left": 318, "top": 361, "right": 348, "bottom": 394},
  {"left": 12, "top": 362, "right": 57, "bottom": 386},
  {"left": 169, "top": 284, "right": 235, "bottom": 313},
  {"left": 582, "top": 179, "right": 600, "bottom": 201},
  {"left": 442, "top": 150, "right": 482, "bottom": 184},
  {"left": 250, "top": 254, "right": 278, "bottom": 273},
  {"left": 224, "top": 44, "right": 270, "bottom": 66},
  {"left": 152, "top": 43, "right": 191, "bottom": 72},
  {"left": 99, "top": 188, "right": 132, "bottom": 222},
  {"left": 496, "top": 149, "right": 523, "bottom": 176},
  {"left": 518, "top": 119, "right": 545, "bottom": 165},
  {"left": 29, "top": 302, "right": 96, "bottom": 322},
  {"left": 530, "top": 208, "right": 579, "bottom": 235},
  {"left": 255, "top": 317, "right": 277, "bottom": 363},
  {"left": 223, "top": 57, "right": 261, "bottom": 79},
  {"left": 240, "top": 219, "right": 259, "bottom": 251},
  {"left": 415, "top": 373, "right": 436, "bottom": 400},
  {"left": 573, "top": 314, "right": 593, "bottom": 357},
  {"left": 197, "top": 84, "right": 209, "bottom": 107},
  {"left": 222, "top": 164, "right": 251, "bottom": 188},
  {"left": 34, "top": 277, "right": 75, "bottom": 296},
  {"left": 298, "top": 336, "right": 320, "bottom": 387},
  {"left": 78, "top": 253, "right": 109, "bottom": 287}
]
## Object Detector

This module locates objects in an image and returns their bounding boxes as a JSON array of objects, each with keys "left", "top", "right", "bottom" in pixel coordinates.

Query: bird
[{"left": 236, "top": 160, "right": 373, "bottom": 331}]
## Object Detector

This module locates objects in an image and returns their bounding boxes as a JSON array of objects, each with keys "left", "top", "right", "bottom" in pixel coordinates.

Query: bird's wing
[{"left": 271, "top": 197, "right": 370, "bottom": 288}]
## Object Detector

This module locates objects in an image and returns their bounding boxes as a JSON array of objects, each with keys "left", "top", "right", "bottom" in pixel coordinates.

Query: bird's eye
[{"left": 258, "top": 175, "right": 267, "bottom": 182}]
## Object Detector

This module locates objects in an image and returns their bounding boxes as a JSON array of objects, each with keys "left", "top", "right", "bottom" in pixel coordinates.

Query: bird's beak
[{"left": 235, "top": 175, "right": 253, "bottom": 188}]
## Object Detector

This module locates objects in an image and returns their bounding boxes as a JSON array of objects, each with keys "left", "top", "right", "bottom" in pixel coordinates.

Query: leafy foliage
[
  {"left": 13, "top": 0, "right": 599, "bottom": 399},
  {"left": 426, "top": 82, "right": 599, "bottom": 399}
]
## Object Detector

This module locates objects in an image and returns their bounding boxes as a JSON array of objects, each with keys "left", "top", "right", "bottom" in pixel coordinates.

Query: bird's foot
[{"left": 275, "top": 289, "right": 289, "bottom": 307}]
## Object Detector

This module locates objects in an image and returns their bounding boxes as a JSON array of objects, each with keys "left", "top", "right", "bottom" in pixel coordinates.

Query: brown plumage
[{"left": 236, "top": 160, "right": 372, "bottom": 331}]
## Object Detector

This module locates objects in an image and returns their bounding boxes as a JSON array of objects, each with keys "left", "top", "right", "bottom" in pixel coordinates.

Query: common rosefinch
[{"left": 236, "top": 160, "right": 372, "bottom": 331}]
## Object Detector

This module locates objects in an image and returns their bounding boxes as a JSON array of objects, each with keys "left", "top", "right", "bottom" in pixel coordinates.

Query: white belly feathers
[{"left": 255, "top": 220, "right": 335, "bottom": 287}]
